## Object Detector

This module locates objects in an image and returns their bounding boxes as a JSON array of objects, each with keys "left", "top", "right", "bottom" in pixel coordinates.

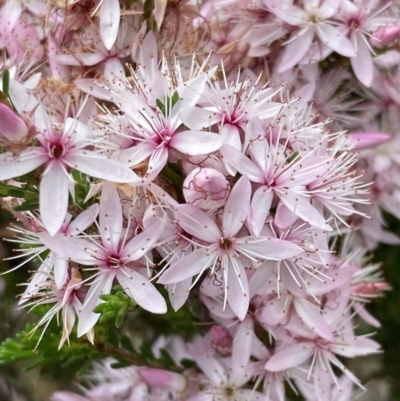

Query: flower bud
[
  {"left": 345, "top": 132, "right": 391, "bottom": 150},
  {"left": 0, "top": 103, "right": 29, "bottom": 142},
  {"left": 138, "top": 367, "right": 187, "bottom": 392},
  {"left": 183, "top": 167, "right": 229, "bottom": 210},
  {"left": 371, "top": 25, "right": 400, "bottom": 48}
]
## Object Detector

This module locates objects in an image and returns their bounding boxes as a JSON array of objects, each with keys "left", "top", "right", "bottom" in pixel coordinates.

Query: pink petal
[
  {"left": 99, "top": 182, "right": 122, "bottom": 253},
  {"left": 167, "top": 279, "right": 192, "bottom": 311},
  {"left": 40, "top": 162, "right": 70, "bottom": 236},
  {"left": 222, "top": 175, "right": 251, "bottom": 237},
  {"left": 0, "top": 103, "right": 29, "bottom": 142},
  {"left": 154, "top": 0, "right": 167, "bottom": 29},
  {"left": 180, "top": 106, "right": 217, "bottom": 130},
  {"left": 54, "top": 258, "right": 69, "bottom": 289},
  {"left": 278, "top": 28, "right": 315, "bottom": 73},
  {"left": 265, "top": 342, "right": 314, "bottom": 372},
  {"left": 158, "top": 249, "right": 217, "bottom": 284},
  {"left": 39, "top": 233, "right": 98, "bottom": 266},
  {"left": 117, "top": 142, "right": 155, "bottom": 167},
  {"left": 260, "top": 295, "right": 289, "bottom": 326},
  {"left": 227, "top": 259, "right": 250, "bottom": 321},
  {"left": 170, "top": 131, "right": 224, "bottom": 156},
  {"left": 0, "top": 148, "right": 47, "bottom": 180},
  {"left": 52, "top": 52, "right": 106, "bottom": 66},
  {"left": 247, "top": 186, "right": 273, "bottom": 236},
  {"left": 123, "top": 213, "right": 167, "bottom": 261},
  {"left": 117, "top": 268, "right": 167, "bottom": 313},
  {"left": 174, "top": 204, "right": 221, "bottom": 243},
  {"left": 99, "top": 0, "right": 120, "bottom": 51},
  {"left": 220, "top": 144, "right": 264, "bottom": 183},
  {"left": 65, "top": 150, "right": 141, "bottom": 184},
  {"left": 51, "top": 391, "right": 88, "bottom": 401},
  {"left": 351, "top": 35, "right": 373, "bottom": 87},
  {"left": 77, "top": 272, "right": 115, "bottom": 336},
  {"left": 236, "top": 237, "right": 303, "bottom": 261},
  {"left": 293, "top": 298, "right": 333, "bottom": 341},
  {"left": 66, "top": 204, "right": 99, "bottom": 235},
  {"left": 275, "top": 201, "right": 298, "bottom": 229},
  {"left": 220, "top": 123, "right": 241, "bottom": 150},
  {"left": 329, "top": 336, "right": 380, "bottom": 358},
  {"left": 316, "top": 24, "right": 355, "bottom": 57},
  {"left": 278, "top": 190, "right": 332, "bottom": 231},
  {"left": 345, "top": 132, "right": 391, "bottom": 150},
  {"left": 232, "top": 318, "right": 254, "bottom": 378}
]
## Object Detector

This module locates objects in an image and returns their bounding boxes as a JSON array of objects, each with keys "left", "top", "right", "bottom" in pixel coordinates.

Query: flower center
[
  {"left": 50, "top": 142, "right": 65, "bottom": 158},
  {"left": 220, "top": 238, "right": 232, "bottom": 249},
  {"left": 107, "top": 254, "right": 121, "bottom": 269}
]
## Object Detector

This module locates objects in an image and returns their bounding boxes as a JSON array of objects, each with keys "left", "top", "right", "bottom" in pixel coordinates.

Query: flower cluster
[{"left": 0, "top": 0, "right": 398, "bottom": 400}]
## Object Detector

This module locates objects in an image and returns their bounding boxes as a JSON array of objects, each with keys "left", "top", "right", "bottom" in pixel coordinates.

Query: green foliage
[
  {"left": 156, "top": 91, "right": 180, "bottom": 117},
  {"left": 94, "top": 285, "right": 137, "bottom": 328},
  {"left": 0, "top": 322, "right": 104, "bottom": 376}
]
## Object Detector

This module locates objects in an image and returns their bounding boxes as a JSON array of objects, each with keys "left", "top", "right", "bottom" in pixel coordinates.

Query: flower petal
[
  {"left": 174, "top": 204, "right": 221, "bottom": 243},
  {"left": 158, "top": 249, "right": 217, "bottom": 284},
  {"left": 265, "top": 342, "right": 314, "bottom": 372},
  {"left": 40, "top": 162, "right": 70, "bottom": 236},
  {"left": 0, "top": 149, "right": 47, "bottom": 180},
  {"left": 77, "top": 272, "right": 115, "bottom": 337},
  {"left": 99, "top": 182, "right": 122, "bottom": 253},
  {"left": 0, "top": 103, "right": 29, "bottom": 142},
  {"left": 117, "top": 269, "right": 167, "bottom": 314},
  {"left": 65, "top": 150, "right": 141, "bottom": 183},
  {"left": 66, "top": 204, "right": 99, "bottom": 235},
  {"left": 170, "top": 131, "right": 224, "bottom": 156},
  {"left": 99, "top": 0, "right": 120, "bottom": 51},
  {"left": 223, "top": 175, "right": 251, "bottom": 237},
  {"left": 236, "top": 237, "right": 303, "bottom": 261}
]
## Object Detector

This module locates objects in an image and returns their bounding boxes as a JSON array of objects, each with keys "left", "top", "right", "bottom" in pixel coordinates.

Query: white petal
[
  {"left": 351, "top": 35, "right": 373, "bottom": 87},
  {"left": 278, "top": 190, "right": 332, "bottom": 231},
  {"left": 247, "top": 186, "right": 273, "bottom": 236},
  {"left": 39, "top": 233, "right": 98, "bottom": 265},
  {"left": 158, "top": 249, "right": 217, "bottom": 284},
  {"left": 232, "top": 318, "right": 254, "bottom": 378},
  {"left": 99, "top": 182, "right": 123, "bottom": 253},
  {"left": 222, "top": 176, "right": 251, "bottom": 237},
  {"left": 66, "top": 204, "right": 99, "bottom": 235},
  {"left": 265, "top": 342, "right": 314, "bottom": 372},
  {"left": 40, "top": 162, "right": 70, "bottom": 236},
  {"left": 316, "top": 24, "right": 355, "bottom": 57},
  {"left": 278, "top": 29, "right": 315, "bottom": 73},
  {"left": 99, "top": 0, "right": 120, "bottom": 51},
  {"left": 170, "top": 131, "right": 224, "bottom": 155},
  {"left": 123, "top": 213, "right": 167, "bottom": 261},
  {"left": 77, "top": 272, "right": 115, "bottom": 337},
  {"left": 227, "top": 259, "right": 250, "bottom": 321},
  {"left": 0, "top": 149, "right": 47, "bottom": 180},
  {"left": 117, "top": 269, "right": 167, "bottom": 314},
  {"left": 174, "top": 204, "right": 221, "bottom": 243},
  {"left": 65, "top": 150, "right": 141, "bottom": 183}
]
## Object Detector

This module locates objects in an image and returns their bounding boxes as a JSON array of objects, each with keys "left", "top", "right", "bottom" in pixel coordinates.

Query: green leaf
[
  {"left": 13, "top": 198, "right": 39, "bottom": 212},
  {"left": 2, "top": 69, "right": 10, "bottom": 98},
  {"left": 155, "top": 91, "right": 180, "bottom": 117},
  {"left": 94, "top": 285, "right": 136, "bottom": 328}
]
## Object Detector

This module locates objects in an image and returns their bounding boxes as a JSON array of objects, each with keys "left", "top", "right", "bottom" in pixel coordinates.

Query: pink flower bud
[
  {"left": 210, "top": 325, "right": 233, "bottom": 356},
  {"left": 352, "top": 282, "right": 390, "bottom": 296},
  {"left": 0, "top": 103, "right": 29, "bottom": 142},
  {"left": 183, "top": 167, "right": 229, "bottom": 210},
  {"left": 138, "top": 368, "right": 187, "bottom": 392},
  {"left": 371, "top": 25, "right": 400, "bottom": 48},
  {"left": 345, "top": 132, "right": 391, "bottom": 150}
]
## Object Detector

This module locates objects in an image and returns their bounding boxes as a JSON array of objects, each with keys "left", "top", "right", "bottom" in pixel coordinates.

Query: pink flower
[
  {"left": 158, "top": 176, "right": 303, "bottom": 320},
  {"left": 0, "top": 107, "right": 139, "bottom": 235},
  {"left": 39, "top": 182, "right": 168, "bottom": 336}
]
